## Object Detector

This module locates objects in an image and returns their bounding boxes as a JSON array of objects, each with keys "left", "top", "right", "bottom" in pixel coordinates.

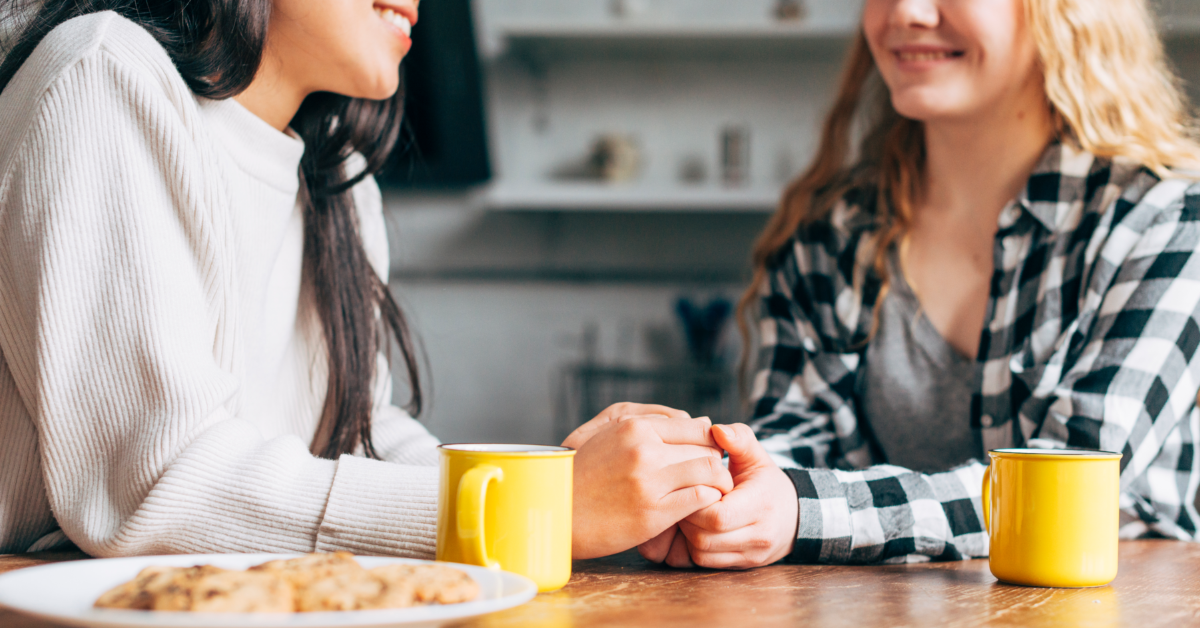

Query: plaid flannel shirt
[{"left": 750, "top": 141, "right": 1200, "bottom": 564}]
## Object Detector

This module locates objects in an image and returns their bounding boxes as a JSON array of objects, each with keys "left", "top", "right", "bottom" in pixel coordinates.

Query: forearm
[
  {"left": 368, "top": 354, "right": 440, "bottom": 467},
  {"left": 1117, "top": 417, "right": 1200, "bottom": 541},
  {"left": 30, "top": 409, "right": 440, "bottom": 557},
  {"left": 370, "top": 404, "right": 441, "bottom": 466},
  {"left": 782, "top": 462, "right": 988, "bottom": 564}
]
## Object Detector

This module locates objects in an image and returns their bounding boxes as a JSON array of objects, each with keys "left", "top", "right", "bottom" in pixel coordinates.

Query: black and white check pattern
[{"left": 751, "top": 141, "right": 1200, "bottom": 564}]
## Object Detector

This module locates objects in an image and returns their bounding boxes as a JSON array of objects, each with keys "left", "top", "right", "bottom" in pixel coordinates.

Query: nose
[{"left": 890, "top": 0, "right": 940, "bottom": 29}]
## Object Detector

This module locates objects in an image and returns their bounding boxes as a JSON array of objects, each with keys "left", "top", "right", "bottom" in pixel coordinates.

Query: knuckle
[
  {"left": 691, "top": 453, "right": 715, "bottom": 475},
  {"left": 626, "top": 443, "right": 651, "bottom": 468},
  {"left": 692, "top": 553, "right": 722, "bottom": 570},
  {"left": 690, "top": 485, "right": 713, "bottom": 505},
  {"left": 630, "top": 478, "right": 656, "bottom": 505},
  {"left": 708, "top": 508, "right": 733, "bottom": 532},
  {"left": 621, "top": 416, "right": 650, "bottom": 434},
  {"left": 698, "top": 455, "right": 720, "bottom": 476},
  {"left": 607, "top": 402, "right": 639, "bottom": 420},
  {"left": 710, "top": 456, "right": 727, "bottom": 477},
  {"left": 689, "top": 533, "right": 715, "bottom": 553},
  {"left": 615, "top": 419, "right": 646, "bottom": 445}
]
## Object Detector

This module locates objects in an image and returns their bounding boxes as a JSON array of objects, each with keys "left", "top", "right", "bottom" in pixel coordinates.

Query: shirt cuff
[
  {"left": 316, "top": 454, "right": 439, "bottom": 558},
  {"left": 783, "top": 468, "right": 853, "bottom": 564}
]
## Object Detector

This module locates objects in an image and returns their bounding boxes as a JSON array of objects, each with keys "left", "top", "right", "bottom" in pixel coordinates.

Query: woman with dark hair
[{"left": 0, "top": 1, "right": 732, "bottom": 558}]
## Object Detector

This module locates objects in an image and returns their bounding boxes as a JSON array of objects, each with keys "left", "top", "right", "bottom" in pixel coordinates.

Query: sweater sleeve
[
  {"left": 369, "top": 348, "right": 440, "bottom": 468},
  {"left": 0, "top": 17, "right": 437, "bottom": 558}
]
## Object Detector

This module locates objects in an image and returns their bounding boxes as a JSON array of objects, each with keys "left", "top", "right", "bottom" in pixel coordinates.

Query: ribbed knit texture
[{"left": 0, "top": 12, "right": 441, "bottom": 557}]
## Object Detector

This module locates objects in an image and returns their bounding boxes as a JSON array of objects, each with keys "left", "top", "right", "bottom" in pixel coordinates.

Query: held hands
[
  {"left": 639, "top": 423, "right": 799, "bottom": 570},
  {"left": 566, "top": 404, "right": 734, "bottom": 560},
  {"left": 562, "top": 402, "right": 693, "bottom": 451}
]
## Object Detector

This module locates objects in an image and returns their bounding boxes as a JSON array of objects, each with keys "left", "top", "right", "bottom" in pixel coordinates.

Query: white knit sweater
[{"left": 0, "top": 12, "right": 444, "bottom": 557}]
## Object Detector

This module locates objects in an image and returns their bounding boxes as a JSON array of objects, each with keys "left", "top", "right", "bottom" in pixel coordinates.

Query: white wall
[
  {"left": 392, "top": 279, "right": 744, "bottom": 445},
  {"left": 383, "top": 193, "right": 758, "bottom": 445}
]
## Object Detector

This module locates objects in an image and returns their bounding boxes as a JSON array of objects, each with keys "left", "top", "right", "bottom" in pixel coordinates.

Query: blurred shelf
[
  {"left": 474, "top": 183, "right": 780, "bottom": 213},
  {"left": 487, "top": 21, "right": 857, "bottom": 62},
  {"left": 487, "top": 11, "right": 1200, "bottom": 60}
]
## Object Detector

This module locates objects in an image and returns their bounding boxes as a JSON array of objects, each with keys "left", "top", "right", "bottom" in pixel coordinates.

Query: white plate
[{"left": 0, "top": 554, "right": 538, "bottom": 628}]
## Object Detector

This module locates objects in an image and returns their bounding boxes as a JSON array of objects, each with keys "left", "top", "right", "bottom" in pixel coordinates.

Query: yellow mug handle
[
  {"left": 981, "top": 464, "right": 992, "bottom": 532},
  {"left": 457, "top": 464, "right": 503, "bottom": 569}
]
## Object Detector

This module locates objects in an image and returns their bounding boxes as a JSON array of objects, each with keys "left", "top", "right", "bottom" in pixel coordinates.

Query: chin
[
  {"left": 351, "top": 75, "right": 402, "bottom": 101},
  {"left": 889, "top": 92, "right": 971, "bottom": 123},
  {"left": 340, "top": 58, "right": 404, "bottom": 100},
  {"left": 367, "top": 84, "right": 401, "bottom": 101}
]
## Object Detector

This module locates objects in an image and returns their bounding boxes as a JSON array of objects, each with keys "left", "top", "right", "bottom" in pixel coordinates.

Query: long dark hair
[{"left": 0, "top": 0, "right": 422, "bottom": 460}]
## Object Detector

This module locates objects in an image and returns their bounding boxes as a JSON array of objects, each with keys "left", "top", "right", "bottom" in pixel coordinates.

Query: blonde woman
[{"left": 638, "top": 0, "right": 1200, "bottom": 568}]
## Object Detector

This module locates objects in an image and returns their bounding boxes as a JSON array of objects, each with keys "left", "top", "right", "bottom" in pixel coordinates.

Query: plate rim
[{"left": 0, "top": 553, "right": 538, "bottom": 628}]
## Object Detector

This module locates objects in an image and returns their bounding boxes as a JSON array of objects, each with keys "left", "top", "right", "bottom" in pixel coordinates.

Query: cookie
[
  {"left": 249, "top": 552, "right": 364, "bottom": 589},
  {"left": 94, "top": 565, "right": 224, "bottom": 610},
  {"left": 369, "top": 563, "right": 479, "bottom": 605},
  {"left": 94, "top": 553, "right": 476, "bottom": 613},
  {"left": 152, "top": 570, "right": 294, "bottom": 613},
  {"left": 294, "top": 571, "right": 416, "bottom": 612}
]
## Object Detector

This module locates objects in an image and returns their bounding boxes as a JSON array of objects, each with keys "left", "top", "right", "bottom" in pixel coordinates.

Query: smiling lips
[
  {"left": 897, "top": 50, "right": 960, "bottom": 62},
  {"left": 374, "top": 4, "right": 413, "bottom": 38}
]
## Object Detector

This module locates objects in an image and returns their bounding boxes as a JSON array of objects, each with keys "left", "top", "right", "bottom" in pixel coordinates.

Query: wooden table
[{"left": 2, "top": 541, "right": 1198, "bottom": 627}]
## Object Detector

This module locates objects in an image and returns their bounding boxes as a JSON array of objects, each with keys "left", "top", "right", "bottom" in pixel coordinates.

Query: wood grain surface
[{"left": 2, "top": 541, "right": 1197, "bottom": 627}]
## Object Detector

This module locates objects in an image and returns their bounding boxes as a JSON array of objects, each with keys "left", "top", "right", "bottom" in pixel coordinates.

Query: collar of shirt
[{"left": 1007, "top": 139, "right": 1099, "bottom": 234}]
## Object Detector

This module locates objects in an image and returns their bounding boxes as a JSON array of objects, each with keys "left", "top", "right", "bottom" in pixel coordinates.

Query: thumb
[{"left": 712, "top": 423, "right": 770, "bottom": 472}]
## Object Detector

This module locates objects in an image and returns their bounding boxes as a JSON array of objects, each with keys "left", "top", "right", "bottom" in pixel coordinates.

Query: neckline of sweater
[{"left": 197, "top": 96, "right": 307, "bottom": 195}]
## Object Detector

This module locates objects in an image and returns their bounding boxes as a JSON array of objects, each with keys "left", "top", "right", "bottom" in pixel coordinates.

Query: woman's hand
[
  {"left": 667, "top": 423, "right": 799, "bottom": 570},
  {"left": 637, "top": 523, "right": 689, "bottom": 564},
  {"left": 571, "top": 415, "right": 734, "bottom": 560},
  {"left": 562, "top": 402, "right": 693, "bottom": 451}
]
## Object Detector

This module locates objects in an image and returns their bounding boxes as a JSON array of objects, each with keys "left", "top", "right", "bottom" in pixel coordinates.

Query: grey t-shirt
[{"left": 859, "top": 251, "right": 982, "bottom": 473}]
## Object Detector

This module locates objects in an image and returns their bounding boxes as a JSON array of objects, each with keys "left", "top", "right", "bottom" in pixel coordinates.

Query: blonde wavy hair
[{"left": 737, "top": 0, "right": 1200, "bottom": 384}]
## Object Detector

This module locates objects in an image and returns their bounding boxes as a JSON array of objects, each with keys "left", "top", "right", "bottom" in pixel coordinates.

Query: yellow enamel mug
[
  {"left": 983, "top": 448, "right": 1122, "bottom": 588},
  {"left": 436, "top": 444, "right": 574, "bottom": 592}
]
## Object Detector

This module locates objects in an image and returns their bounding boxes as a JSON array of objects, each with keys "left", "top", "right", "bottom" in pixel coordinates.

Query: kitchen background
[{"left": 382, "top": 0, "right": 1200, "bottom": 446}]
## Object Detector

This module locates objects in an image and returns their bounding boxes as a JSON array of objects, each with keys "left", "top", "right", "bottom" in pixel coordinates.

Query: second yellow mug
[
  {"left": 436, "top": 444, "right": 574, "bottom": 592},
  {"left": 983, "top": 448, "right": 1121, "bottom": 588}
]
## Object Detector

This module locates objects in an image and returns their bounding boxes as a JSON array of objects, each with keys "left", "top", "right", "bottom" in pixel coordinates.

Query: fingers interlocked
[
  {"left": 570, "top": 409, "right": 733, "bottom": 560},
  {"left": 640, "top": 423, "right": 800, "bottom": 571}
]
